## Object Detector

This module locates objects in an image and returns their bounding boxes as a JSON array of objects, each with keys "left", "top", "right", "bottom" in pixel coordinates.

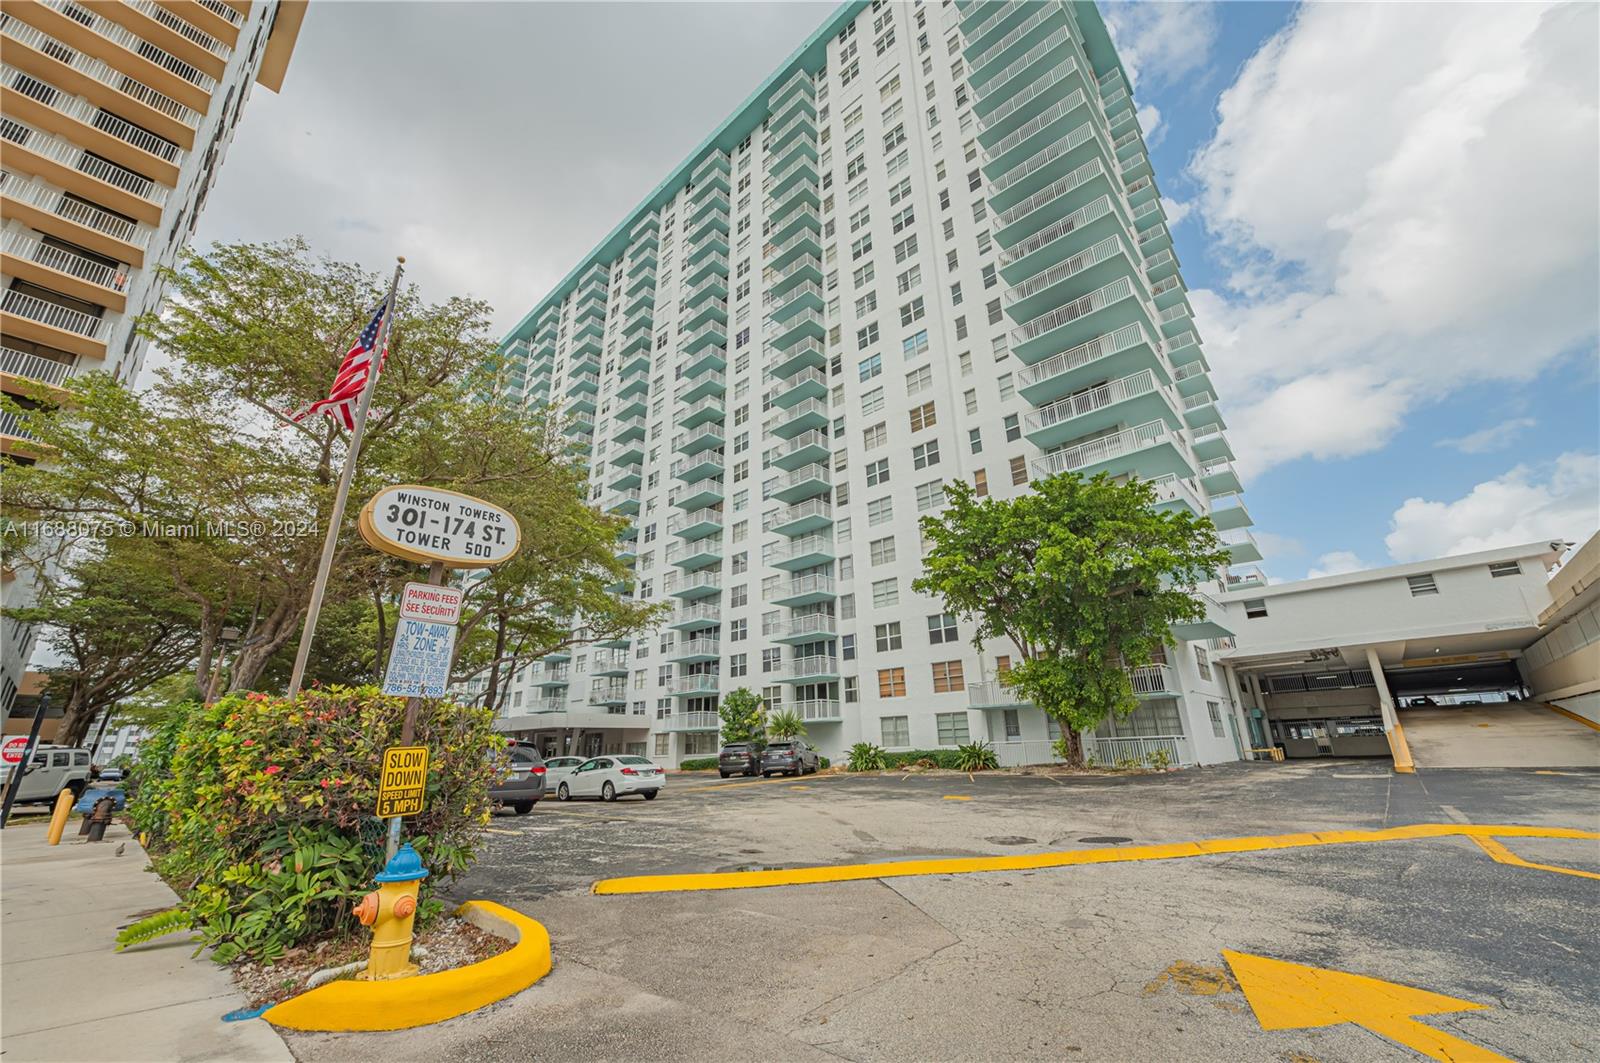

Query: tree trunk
[
  {"left": 483, "top": 612, "right": 509, "bottom": 711},
  {"left": 55, "top": 688, "right": 96, "bottom": 748},
  {"left": 1065, "top": 728, "right": 1086, "bottom": 768},
  {"left": 371, "top": 583, "right": 388, "bottom": 682}
]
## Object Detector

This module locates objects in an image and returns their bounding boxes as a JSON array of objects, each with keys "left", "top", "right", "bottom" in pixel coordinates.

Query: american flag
[{"left": 291, "top": 301, "right": 389, "bottom": 430}]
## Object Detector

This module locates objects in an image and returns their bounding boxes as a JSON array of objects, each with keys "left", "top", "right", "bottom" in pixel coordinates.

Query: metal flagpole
[{"left": 287, "top": 257, "right": 406, "bottom": 698}]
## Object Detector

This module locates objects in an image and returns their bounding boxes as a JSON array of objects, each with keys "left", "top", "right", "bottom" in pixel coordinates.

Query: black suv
[
  {"left": 759, "top": 739, "right": 819, "bottom": 777},
  {"left": 718, "top": 742, "right": 763, "bottom": 778}
]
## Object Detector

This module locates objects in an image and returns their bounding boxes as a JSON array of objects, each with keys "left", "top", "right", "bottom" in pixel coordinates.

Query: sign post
[
  {"left": 359, "top": 487, "right": 521, "bottom": 859},
  {"left": 0, "top": 694, "right": 50, "bottom": 830}
]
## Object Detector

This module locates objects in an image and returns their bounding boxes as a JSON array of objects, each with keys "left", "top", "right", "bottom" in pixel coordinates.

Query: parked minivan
[{"left": 0, "top": 744, "right": 93, "bottom": 804}]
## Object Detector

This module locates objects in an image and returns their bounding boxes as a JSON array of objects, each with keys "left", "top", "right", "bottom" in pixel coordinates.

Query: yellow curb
[
  {"left": 1542, "top": 702, "right": 1600, "bottom": 732},
  {"left": 1468, "top": 835, "right": 1600, "bottom": 881},
  {"left": 262, "top": 900, "right": 552, "bottom": 1031},
  {"left": 591, "top": 823, "right": 1600, "bottom": 895}
]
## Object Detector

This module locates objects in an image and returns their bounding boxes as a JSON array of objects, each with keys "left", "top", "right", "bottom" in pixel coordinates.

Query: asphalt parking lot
[{"left": 285, "top": 762, "right": 1600, "bottom": 1062}]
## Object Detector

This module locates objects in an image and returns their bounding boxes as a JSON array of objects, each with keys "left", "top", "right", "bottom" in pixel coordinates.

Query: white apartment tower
[
  {"left": 494, "top": 0, "right": 1264, "bottom": 768},
  {"left": 1, "top": 0, "right": 305, "bottom": 717}
]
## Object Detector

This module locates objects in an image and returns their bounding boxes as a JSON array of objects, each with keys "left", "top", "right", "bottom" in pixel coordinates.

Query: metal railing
[
  {"left": 764, "top": 428, "right": 829, "bottom": 464},
  {"left": 771, "top": 462, "right": 831, "bottom": 493},
  {"left": 0, "top": 15, "right": 199, "bottom": 126},
  {"left": 763, "top": 396, "right": 829, "bottom": 435},
  {"left": 1025, "top": 369, "right": 1158, "bottom": 433},
  {"left": 661, "top": 710, "right": 720, "bottom": 730},
  {"left": 971, "top": 3, "right": 1061, "bottom": 75},
  {"left": 976, "top": 25, "right": 1074, "bottom": 103},
  {"left": 0, "top": 112, "right": 167, "bottom": 206},
  {"left": 774, "top": 572, "right": 835, "bottom": 599},
  {"left": 1032, "top": 419, "right": 1175, "bottom": 479},
  {"left": 984, "top": 89, "right": 1087, "bottom": 163},
  {"left": 1006, "top": 235, "right": 1123, "bottom": 306},
  {"left": 783, "top": 655, "right": 839, "bottom": 679},
  {"left": 762, "top": 533, "right": 834, "bottom": 565},
  {"left": 993, "top": 740, "right": 1064, "bottom": 768},
  {"left": 1017, "top": 322, "right": 1147, "bottom": 390},
  {"left": 665, "top": 537, "right": 721, "bottom": 564},
  {"left": 989, "top": 120, "right": 1097, "bottom": 198},
  {"left": 1128, "top": 664, "right": 1178, "bottom": 695},
  {"left": 981, "top": 59, "right": 1082, "bottom": 137},
  {"left": 2, "top": 231, "right": 126, "bottom": 292},
  {"left": 668, "top": 507, "right": 724, "bottom": 535},
  {"left": 670, "top": 454, "right": 725, "bottom": 480},
  {"left": 665, "top": 676, "right": 720, "bottom": 696},
  {"left": 791, "top": 699, "right": 842, "bottom": 721},
  {"left": 999, "top": 195, "right": 1115, "bottom": 269},
  {"left": 1087, "top": 735, "right": 1193, "bottom": 767},
  {"left": 0, "top": 63, "right": 181, "bottom": 164},
  {"left": 764, "top": 611, "right": 837, "bottom": 639},
  {"left": 1146, "top": 474, "right": 1204, "bottom": 513},
  {"left": 194, "top": 0, "right": 242, "bottom": 26},
  {"left": 1, "top": 288, "right": 104, "bottom": 337},
  {"left": 996, "top": 155, "right": 1106, "bottom": 230},
  {"left": 125, "top": 0, "right": 227, "bottom": 57},
  {"left": 0, "top": 346, "right": 76, "bottom": 387},
  {"left": 671, "top": 637, "right": 721, "bottom": 658},
  {"left": 40, "top": 0, "right": 216, "bottom": 92},
  {"left": 773, "top": 498, "right": 832, "bottom": 529},
  {"left": 1011, "top": 276, "right": 1133, "bottom": 347},
  {"left": 669, "top": 606, "right": 721, "bottom": 630}
]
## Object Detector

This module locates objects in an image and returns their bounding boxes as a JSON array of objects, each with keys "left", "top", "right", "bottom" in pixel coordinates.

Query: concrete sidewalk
[{"left": 1, "top": 819, "right": 292, "bottom": 1063}]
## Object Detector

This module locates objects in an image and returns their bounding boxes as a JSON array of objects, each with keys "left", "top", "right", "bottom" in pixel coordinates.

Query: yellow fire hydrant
[{"left": 353, "top": 842, "right": 429, "bottom": 980}]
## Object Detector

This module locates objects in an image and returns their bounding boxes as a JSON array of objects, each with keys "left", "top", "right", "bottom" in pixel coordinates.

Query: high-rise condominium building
[
  {"left": 489, "top": 0, "right": 1264, "bottom": 767},
  {"left": 1, "top": 0, "right": 305, "bottom": 715}
]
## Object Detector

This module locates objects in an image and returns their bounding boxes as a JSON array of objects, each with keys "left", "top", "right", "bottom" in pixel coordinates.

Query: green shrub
[
  {"left": 131, "top": 686, "right": 503, "bottom": 964},
  {"left": 952, "top": 741, "right": 1000, "bottom": 771},
  {"left": 1146, "top": 747, "right": 1172, "bottom": 771},
  {"left": 846, "top": 742, "right": 888, "bottom": 772},
  {"left": 818, "top": 757, "right": 830, "bottom": 769},
  {"left": 881, "top": 748, "right": 968, "bottom": 770},
  {"left": 678, "top": 757, "right": 719, "bottom": 771}
]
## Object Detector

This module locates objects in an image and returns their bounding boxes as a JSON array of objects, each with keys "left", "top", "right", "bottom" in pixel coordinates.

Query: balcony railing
[
  {"left": 762, "top": 533, "right": 834, "bottom": 566},
  {"left": 668, "top": 507, "right": 724, "bottom": 535},
  {"left": 0, "top": 14, "right": 200, "bottom": 126},
  {"left": 661, "top": 710, "right": 720, "bottom": 730},
  {"left": 970, "top": 3, "right": 1061, "bottom": 75},
  {"left": 0, "top": 111, "right": 167, "bottom": 207},
  {"left": 2, "top": 172, "right": 151, "bottom": 245},
  {"left": 0, "top": 346, "right": 75, "bottom": 387},
  {"left": 977, "top": 26, "right": 1075, "bottom": 105},
  {"left": 672, "top": 637, "right": 721, "bottom": 658},
  {"left": 1, "top": 288, "right": 103, "bottom": 338},
  {"left": 2, "top": 232, "right": 126, "bottom": 292},
  {"left": 790, "top": 699, "right": 842, "bottom": 721},
  {"left": 1, "top": 64, "right": 181, "bottom": 166},
  {"left": 1025, "top": 369, "right": 1160, "bottom": 433},
  {"left": 125, "top": 0, "right": 227, "bottom": 58},
  {"left": 984, "top": 89, "right": 1087, "bottom": 165},
  {"left": 1032, "top": 420, "right": 1180, "bottom": 479},
  {"left": 989, "top": 120, "right": 1097, "bottom": 200},
  {"left": 1000, "top": 196, "right": 1116, "bottom": 271},
  {"left": 666, "top": 675, "right": 719, "bottom": 696},
  {"left": 996, "top": 155, "right": 1106, "bottom": 231},
  {"left": 670, "top": 603, "right": 721, "bottom": 627},
  {"left": 764, "top": 612, "right": 836, "bottom": 639},
  {"left": 774, "top": 573, "right": 835, "bottom": 599},
  {"left": 1011, "top": 276, "right": 1135, "bottom": 348},
  {"left": 1016, "top": 323, "right": 1150, "bottom": 391},
  {"left": 1006, "top": 234, "right": 1124, "bottom": 306},
  {"left": 0, "top": 409, "right": 37, "bottom": 440},
  {"left": 980, "top": 58, "right": 1082, "bottom": 138},
  {"left": 783, "top": 655, "right": 839, "bottom": 679},
  {"left": 40, "top": 0, "right": 216, "bottom": 92},
  {"left": 1128, "top": 664, "right": 1178, "bottom": 695}
]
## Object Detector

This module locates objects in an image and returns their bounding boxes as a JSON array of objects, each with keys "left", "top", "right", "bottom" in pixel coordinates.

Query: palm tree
[{"left": 766, "top": 709, "right": 806, "bottom": 739}]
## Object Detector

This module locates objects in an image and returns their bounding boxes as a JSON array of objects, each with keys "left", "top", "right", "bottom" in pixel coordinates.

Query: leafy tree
[
  {"left": 913, "top": 473, "right": 1229, "bottom": 765},
  {"left": 4, "top": 538, "right": 201, "bottom": 746},
  {"left": 718, "top": 687, "right": 766, "bottom": 747},
  {"left": 2, "top": 239, "right": 656, "bottom": 706},
  {"left": 766, "top": 709, "right": 806, "bottom": 740}
]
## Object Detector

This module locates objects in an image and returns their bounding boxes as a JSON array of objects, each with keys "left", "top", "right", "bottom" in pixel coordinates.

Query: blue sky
[
  {"left": 1103, "top": 0, "right": 1599, "bottom": 579},
  {"left": 194, "top": 2, "right": 1598, "bottom": 582}
]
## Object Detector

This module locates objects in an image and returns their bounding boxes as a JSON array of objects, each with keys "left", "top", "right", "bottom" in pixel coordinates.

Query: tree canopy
[
  {"left": 2, "top": 239, "right": 656, "bottom": 740},
  {"left": 718, "top": 687, "right": 766, "bottom": 748},
  {"left": 912, "top": 472, "right": 1230, "bottom": 764}
]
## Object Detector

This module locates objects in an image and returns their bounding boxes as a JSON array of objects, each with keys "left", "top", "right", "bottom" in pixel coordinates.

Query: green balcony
[
  {"left": 987, "top": 121, "right": 1114, "bottom": 218},
  {"left": 995, "top": 160, "right": 1123, "bottom": 259},
  {"left": 691, "top": 151, "right": 730, "bottom": 193},
  {"left": 1139, "top": 222, "right": 1173, "bottom": 258},
  {"left": 766, "top": 366, "right": 828, "bottom": 409},
  {"left": 626, "top": 285, "right": 655, "bottom": 315},
  {"left": 689, "top": 207, "right": 729, "bottom": 243},
  {"left": 630, "top": 243, "right": 659, "bottom": 272},
  {"left": 963, "top": 0, "right": 1045, "bottom": 59},
  {"left": 1181, "top": 389, "right": 1222, "bottom": 431},
  {"left": 764, "top": 532, "right": 836, "bottom": 571},
  {"left": 666, "top": 675, "right": 720, "bottom": 699},
  {"left": 765, "top": 428, "right": 831, "bottom": 471},
  {"left": 1221, "top": 529, "right": 1263, "bottom": 565},
  {"left": 1126, "top": 174, "right": 1159, "bottom": 210},
  {"left": 616, "top": 394, "right": 648, "bottom": 420},
  {"left": 565, "top": 372, "right": 599, "bottom": 397},
  {"left": 574, "top": 316, "right": 604, "bottom": 341},
  {"left": 771, "top": 499, "right": 833, "bottom": 537},
  {"left": 686, "top": 250, "right": 729, "bottom": 281},
  {"left": 1032, "top": 420, "right": 1196, "bottom": 484},
  {"left": 766, "top": 307, "right": 825, "bottom": 352},
  {"left": 682, "top": 342, "right": 728, "bottom": 379},
  {"left": 626, "top": 268, "right": 657, "bottom": 297},
  {"left": 766, "top": 228, "right": 823, "bottom": 271},
  {"left": 668, "top": 637, "right": 722, "bottom": 663},
  {"left": 684, "top": 297, "right": 728, "bottom": 331},
  {"left": 770, "top": 281, "right": 825, "bottom": 323},
  {"left": 783, "top": 655, "right": 841, "bottom": 684},
  {"left": 764, "top": 396, "right": 829, "bottom": 439},
  {"left": 620, "top": 331, "right": 652, "bottom": 360},
  {"left": 671, "top": 452, "right": 725, "bottom": 484},
  {"left": 767, "top": 254, "right": 823, "bottom": 299},
  {"left": 667, "top": 537, "right": 723, "bottom": 572},
  {"left": 1003, "top": 232, "right": 1144, "bottom": 325},
  {"left": 968, "top": 1, "right": 1071, "bottom": 87},
  {"left": 610, "top": 463, "right": 642, "bottom": 491},
  {"left": 1172, "top": 359, "right": 1212, "bottom": 398},
  {"left": 768, "top": 202, "right": 820, "bottom": 247},
  {"left": 678, "top": 395, "right": 725, "bottom": 431},
  {"left": 1191, "top": 425, "right": 1235, "bottom": 465},
  {"left": 768, "top": 462, "right": 831, "bottom": 504},
  {"left": 684, "top": 274, "right": 727, "bottom": 308},
  {"left": 618, "top": 369, "right": 650, "bottom": 400},
  {"left": 769, "top": 81, "right": 817, "bottom": 132},
  {"left": 977, "top": 57, "right": 1089, "bottom": 150},
  {"left": 767, "top": 111, "right": 815, "bottom": 158},
  {"left": 767, "top": 136, "right": 819, "bottom": 184},
  {"left": 1150, "top": 275, "right": 1188, "bottom": 313},
  {"left": 676, "top": 481, "right": 725, "bottom": 511},
  {"left": 983, "top": 88, "right": 1093, "bottom": 180},
  {"left": 593, "top": 652, "right": 630, "bottom": 678},
  {"left": 611, "top": 441, "right": 644, "bottom": 466},
  {"left": 1023, "top": 368, "right": 1183, "bottom": 450},
  {"left": 973, "top": 25, "right": 1076, "bottom": 121},
  {"left": 618, "top": 347, "right": 651, "bottom": 377},
  {"left": 765, "top": 153, "right": 819, "bottom": 199},
  {"left": 1223, "top": 567, "right": 1267, "bottom": 593},
  {"left": 669, "top": 507, "right": 724, "bottom": 540},
  {"left": 1208, "top": 494, "right": 1253, "bottom": 533},
  {"left": 768, "top": 68, "right": 815, "bottom": 114},
  {"left": 1158, "top": 301, "right": 1194, "bottom": 340},
  {"left": 532, "top": 668, "right": 569, "bottom": 688},
  {"left": 562, "top": 417, "right": 594, "bottom": 439},
  {"left": 668, "top": 572, "right": 721, "bottom": 601},
  {"left": 675, "top": 421, "right": 726, "bottom": 455},
  {"left": 1144, "top": 247, "right": 1179, "bottom": 284},
  {"left": 769, "top": 179, "right": 821, "bottom": 225},
  {"left": 569, "top": 393, "right": 596, "bottom": 416},
  {"left": 770, "top": 573, "right": 836, "bottom": 607},
  {"left": 607, "top": 494, "right": 640, "bottom": 517},
  {"left": 675, "top": 370, "right": 725, "bottom": 405},
  {"left": 768, "top": 612, "right": 838, "bottom": 644},
  {"left": 1011, "top": 276, "right": 1159, "bottom": 366},
  {"left": 767, "top": 335, "right": 826, "bottom": 379}
]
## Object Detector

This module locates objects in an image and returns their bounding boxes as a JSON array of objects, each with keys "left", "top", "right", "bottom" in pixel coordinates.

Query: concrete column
[
  {"left": 1220, "top": 663, "right": 1252, "bottom": 757},
  {"left": 1365, "top": 646, "right": 1415, "bottom": 772}
]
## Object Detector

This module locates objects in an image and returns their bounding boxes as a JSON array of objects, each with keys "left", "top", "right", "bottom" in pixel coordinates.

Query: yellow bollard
[
  {"left": 353, "top": 843, "right": 428, "bottom": 980},
  {"left": 46, "top": 788, "right": 77, "bottom": 845}
]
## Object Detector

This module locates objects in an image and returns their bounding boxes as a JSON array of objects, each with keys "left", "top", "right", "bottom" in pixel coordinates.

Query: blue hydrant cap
[{"left": 374, "top": 842, "right": 430, "bottom": 883}]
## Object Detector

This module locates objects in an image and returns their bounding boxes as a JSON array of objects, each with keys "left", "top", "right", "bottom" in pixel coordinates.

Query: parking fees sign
[
  {"left": 376, "top": 745, "right": 429, "bottom": 817},
  {"left": 382, "top": 618, "right": 456, "bottom": 698},
  {"left": 399, "top": 581, "right": 462, "bottom": 624}
]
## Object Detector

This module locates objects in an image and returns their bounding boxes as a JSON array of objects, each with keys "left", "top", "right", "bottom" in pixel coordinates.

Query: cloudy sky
[{"left": 193, "top": 1, "right": 1600, "bottom": 580}]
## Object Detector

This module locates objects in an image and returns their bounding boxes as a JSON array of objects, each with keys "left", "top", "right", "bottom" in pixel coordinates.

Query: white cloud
[
  {"left": 1188, "top": 2, "right": 1599, "bottom": 477},
  {"left": 1306, "top": 551, "right": 1380, "bottom": 580},
  {"left": 1384, "top": 452, "right": 1599, "bottom": 562},
  {"left": 1102, "top": 2, "right": 1221, "bottom": 90},
  {"left": 1436, "top": 417, "right": 1539, "bottom": 454}
]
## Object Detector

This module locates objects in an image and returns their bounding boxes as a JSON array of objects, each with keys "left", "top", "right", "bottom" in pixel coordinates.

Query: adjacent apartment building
[
  {"left": 1, "top": 0, "right": 306, "bottom": 714},
  {"left": 490, "top": 0, "right": 1259, "bottom": 767}
]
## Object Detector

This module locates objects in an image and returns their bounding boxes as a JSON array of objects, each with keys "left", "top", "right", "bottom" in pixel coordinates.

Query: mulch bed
[{"left": 232, "top": 915, "right": 510, "bottom": 1009}]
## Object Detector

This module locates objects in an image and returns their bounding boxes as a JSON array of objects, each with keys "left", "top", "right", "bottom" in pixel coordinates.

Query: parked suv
[
  {"left": 490, "top": 742, "right": 546, "bottom": 814},
  {"left": 718, "top": 742, "right": 763, "bottom": 778},
  {"left": 0, "top": 744, "right": 92, "bottom": 804},
  {"left": 759, "top": 739, "right": 819, "bottom": 777}
]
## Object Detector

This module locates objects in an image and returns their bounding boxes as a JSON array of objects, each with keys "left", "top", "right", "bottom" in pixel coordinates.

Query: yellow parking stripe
[
  {"left": 1468, "top": 835, "right": 1600, "bottom": 881},
  {"left": 592, "top": 823, "right": 1600, "bottom": 895}
]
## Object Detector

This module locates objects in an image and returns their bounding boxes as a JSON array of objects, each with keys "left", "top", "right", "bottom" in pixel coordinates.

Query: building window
[
  {"left": 1488, "top": 561, "right": 1521, "bottom": 578},
  {"left": 865, "top": 457, "right": 890, "bottom": 486},
  {"left": 844, "top": 676, "right": 859, "bottom": 702},
  {"left": 762, "top": 648, "right": 781, "bottom": 673},
  {"left": 928, "top": 612, "right": 958, "bottom": 644},
  {"left": 875, "top": 622, "right": 903, "bottom": 651},
  {"left": 870, "top": 536, "right": 896, "bottom": 565},
  {"left": 878, "top": 668, "right": 907, "bottom": 697},
  {"left": 909, "top": 401, "right": 936, "bottom": 431},
  {"left": 935, "top": 711, "right": 969, "bottom": 745},
  {"left": 1407, "top": 574, "right": 1439, "bottom": 597},
  {"left": 867, "top": 496, "right": 894, "bottom": 525},
  {"left": 912, "top": 440, "right": 939, "bottom": 469},
  {"left": 1244, "top": 599, "right": 1268, "bottom": 619},
  {"left": 931, "top": 660, "right": 965, "bottom": 692},
  {"left": 1193, "top": 645, "right": 1212, "bottom": 681},
  {"left": 859, "top": 353, "right": 883, "bottom": 380},
  {"left": 1002, "top": 709, "right": 1021, "bottom": 738},
  {"left": 1009, "top": 456, "right": 1028, "bottom": 486},
  {"left": 729, "top": 653, "right": 748, "bottom": 677},
  {"left": 842, "top": 634, "right": 856, "bottom": 661},
  {"left": 973, "top": 468, "right": 988, "bottom": 496},
  {"left": 881, "top": 714, "right": 910, "bottom": 746},
  {"left": 872, "top": 578, "right": 899, "bottom": 607},
  {"left": 730, "top": 618, "right": 748, "bottom": 641},
  {"left": 1208, "top": 701, "right": 1225, "bottom": 738},
  {"left": 914, "top": 479, "right": 945, "bottom": 511}
]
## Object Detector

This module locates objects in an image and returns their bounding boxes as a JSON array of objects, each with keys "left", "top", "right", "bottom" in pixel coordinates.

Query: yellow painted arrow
[{"left": 1222, "top": 950, "right": 1512, "bottom": 1062}]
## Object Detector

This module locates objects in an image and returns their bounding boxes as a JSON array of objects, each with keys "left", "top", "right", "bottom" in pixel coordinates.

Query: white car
[
  {"left": 0, "top": 745, "right": 92, "bottom": 804},
  {"left": 555, "top": 755, "right": 664, "bottom": 802},
  {"left": 542, "top": 755, "right": 586, "bottom": 790}
]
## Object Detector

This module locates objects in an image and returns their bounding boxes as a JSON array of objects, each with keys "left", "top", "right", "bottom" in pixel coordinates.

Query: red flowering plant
[{"left": 133, "top": 686, "right": 506, "bottom": 964}]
